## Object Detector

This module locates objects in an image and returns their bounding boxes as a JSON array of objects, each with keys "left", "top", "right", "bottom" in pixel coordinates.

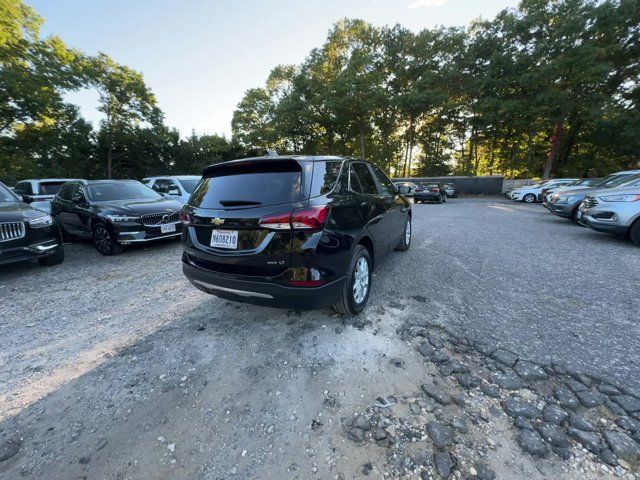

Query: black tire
[
  {"left": 60, "top": 226, "right": 74, "bottom": 242},
  {"left": 523, "top": 193, "right": 536, "bottom": 203},
  {"left": 630, "top": 219, "right": 640, "bottom": 246},
  {"left": 332, "top": 245, "right": 372, "bottom": 316},
  {"left": 38, "top": 247, "right": 65, "bottom": 266},
  {"left": 92, "top": 221, "right": 123, "bottom": 256},
  {"left": 395, "top": 216, "right": 411, "bottom": 251}
]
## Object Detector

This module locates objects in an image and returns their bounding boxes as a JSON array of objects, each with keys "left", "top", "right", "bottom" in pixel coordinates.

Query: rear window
[
  {"left": 192, "top": 161, "right": 303, "bottom": 208},
  {"left": 38, "top": 182, "right": 66, "bottom": 195},
  {"left": 310, "top": 161, "right": 342, "bottom": 197}
]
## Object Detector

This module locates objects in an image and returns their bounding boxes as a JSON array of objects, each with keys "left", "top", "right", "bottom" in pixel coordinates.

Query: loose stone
[
  {"left": 502, "top": 397, "right": 540, "bottom": 419},
  {"left": 492, "top": 372, "right": 523, "bottom": 391},
  {"left": 569, "top": 413, "right": 596, "bottom": 432},
  {"left": 514, "top": 361, "right": 547, "bottom": 381},
  {"left": 612, "top": 395, "right": 640, "bottom": 414},
  {"left": 537, "top": 423, "right": 571, "bottom": 448},
  {"left": 576, "top": 390, "right": 606, "bottom": 408},
  {"left": 433, "top": 451, "right": 455, "bottom": 478},
  {"left": 480, "top": 383, "right": 501, "bottom": 399},
  {"left": 542, "top": 405, "right": 568, "bottom": 425},
  {"left": 567, "top": 428, "right": 601, "bottom": 454},
  {"left": 491, "top": 349, "right": 518, "bottom": 368},
  {"left": 604, "top": 430, "right": 640, "bottom": 463},
  {"left": 427, "top": 421, "right": 453, "bottom": 448},
  {"left": 554, "top": 386, "right": 580, "bottom": 410},
  {"left": 518, "top": 429, "right": 548, "bottom": 457},
  {"left": 418, "top": 342, "right": 434, "bottom": 358},
  {"left": 422, "top": 384, "right": 452, "bottom": 405}
]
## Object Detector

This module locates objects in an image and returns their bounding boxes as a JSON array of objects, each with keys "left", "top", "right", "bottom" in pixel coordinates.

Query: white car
[
  {"left": 510, "top": 178, "right": 578, "bottom": 203},
  {"left": 142, "top": 175, "right": 201, "bottom": 204}
]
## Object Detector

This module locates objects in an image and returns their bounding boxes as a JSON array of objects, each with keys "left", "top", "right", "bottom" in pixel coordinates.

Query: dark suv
[
  {"left": 181, "top": 156, "right": 412, "bottom": 315},
  {"left": 0, "top": 181, "right": 64, "bottom": 267},
  {"left": 51, "top": 180, "right": 183, "bottom": 255}
]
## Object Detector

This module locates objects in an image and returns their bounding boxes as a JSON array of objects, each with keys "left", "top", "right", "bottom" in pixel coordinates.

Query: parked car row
[
  {"left": 509, "top": 170, "right": 640, "bottom": 247},
  {"left": 393, "top": 181, "right": 457, "bottom": 203}
]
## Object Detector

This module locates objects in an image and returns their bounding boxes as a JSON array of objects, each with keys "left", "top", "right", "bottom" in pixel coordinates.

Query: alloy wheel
[
  {"left": 94, "top": 225, "right": 112, "bottom": 254},
  {"left": 352, "top": 256, "right": 370, "bottom": 304}
]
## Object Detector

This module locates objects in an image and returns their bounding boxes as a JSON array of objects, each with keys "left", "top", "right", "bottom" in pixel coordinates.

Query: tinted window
[
  {"left": 39, "top": 182, "right": 66, "bottom": 195},
  {"left": 178, "top": 178, "right": 200, "bottom": 194},
  {"left": 14, "top": 182, "right": 33, "bottom": 195},
  {"left": 191, "top": 161, "right": 302, "bottom": 208},
  {"left": 87, "top": 182, "right": 161, "bottom": 201},
  {"left": 58, "top": 183, "right": 74, "bottom": 200},
  {"left": 351, "top": 163, "right": 378, "bottom": 195},
  {"left": 0, "top": 183, "right": 17, "bottom": 202},
  {"left": 311, "top": 161, "right": 342, "bottom": 197},
  {"left": 370, "top": 165, "right": 395, "bottom": 195},
  {"left": 151, "top": 179, "right": 177, "bottom": 193}
]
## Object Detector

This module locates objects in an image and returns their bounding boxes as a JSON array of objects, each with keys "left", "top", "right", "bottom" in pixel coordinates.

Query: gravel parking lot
[{"left": 1, "top": 197, "right": 639, "bottom": 479}]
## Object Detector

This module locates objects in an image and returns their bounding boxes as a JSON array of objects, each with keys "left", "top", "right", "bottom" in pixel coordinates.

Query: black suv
[
  {"left": 181, "top": 156, "right": 412, "bottom": 315},
  {"left": 0, "top": 181, "right": 64, "bottom": 267},
  {"left": 51, "top": 180, "right": 183, "bottom": 255}
]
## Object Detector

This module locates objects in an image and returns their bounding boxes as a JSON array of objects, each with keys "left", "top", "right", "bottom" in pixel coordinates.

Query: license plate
[
  {"left": 211, "top": 229, "right": 238, "bottom": 249},
  {"left": 160, "top": 223, "right": 176, "bottom": 234}
]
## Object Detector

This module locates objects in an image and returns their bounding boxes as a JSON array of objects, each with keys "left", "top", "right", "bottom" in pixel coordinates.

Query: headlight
[
  {"left": 555, "top": 195, "right": 578, "bottom": 204},
  {"left": 599, "top": 194, "right": 640, "bottom": 202},
  {"left": 106, "top": 215, "right": 139, "bottom": 222},
  {"left": 29, "top": 214, "right": 53, "bottom": 228}
]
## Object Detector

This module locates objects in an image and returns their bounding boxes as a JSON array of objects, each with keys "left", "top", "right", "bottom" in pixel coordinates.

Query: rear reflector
[{"left": 259, "top": 205, "right": 329, "bottom": 231}]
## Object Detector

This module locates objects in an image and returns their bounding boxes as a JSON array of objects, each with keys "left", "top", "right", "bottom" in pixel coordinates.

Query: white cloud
[{"left": 408, "top": 0, "right": 449, "bottom": 9}]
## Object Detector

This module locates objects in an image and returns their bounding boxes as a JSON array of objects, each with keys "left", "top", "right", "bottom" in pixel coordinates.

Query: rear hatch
[{"left": 184, "top": 158, "right": 314, "bottom": 277}]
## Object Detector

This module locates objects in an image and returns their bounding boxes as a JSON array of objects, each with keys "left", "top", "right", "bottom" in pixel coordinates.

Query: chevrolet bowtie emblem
[{"left": 211, "top": 217, "right": 225, "bottom": 226}]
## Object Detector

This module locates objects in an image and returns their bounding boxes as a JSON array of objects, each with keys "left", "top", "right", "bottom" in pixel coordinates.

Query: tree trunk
[
  {"left": 107, "top": 145, "right": 113, "bottom": 179},
  {"left": 406, "top": 116, "right": 415, "bottom": 177},
  {"left": 543, "top": 122, "right": 563, "bottom": 179},
  {"left": 358, "top": 123, "right": 366, "bottom": 159}
]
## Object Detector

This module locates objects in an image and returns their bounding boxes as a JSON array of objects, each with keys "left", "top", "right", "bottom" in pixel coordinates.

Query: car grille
[
  {"left": 0, "top": 222, "right": 26, "bottom": 242},
  {"left": 139, "top": 211, "right": 179, "bottom": 226},
  {"left": 583, "top": 196, "right": 598, "bottom": 209}
]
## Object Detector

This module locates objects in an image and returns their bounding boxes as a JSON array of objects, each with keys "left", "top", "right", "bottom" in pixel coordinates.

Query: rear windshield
[
  {"left": 87, "top": 182, "right": 161, "bottom": 201},
  {"left": 38, "top": 182, "right": 66, "bottom": 195},
  {"left": 422, "top": 183, "right": 439, "bottom": 188},
  {"left": 0, "top": 183, "right": 17, "bottom": 202},
  {"left": 192, "top": 161, "right": 302, "bottom": 209}
]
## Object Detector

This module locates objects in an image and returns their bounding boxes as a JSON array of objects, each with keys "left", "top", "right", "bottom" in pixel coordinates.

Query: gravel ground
[{"left": 0, "top": 197, "right": 638, "bottom": 480}]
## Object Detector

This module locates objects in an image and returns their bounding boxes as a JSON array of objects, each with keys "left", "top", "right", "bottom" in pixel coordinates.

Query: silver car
[{"left": 578, "top": 187, "right": 640, "bottom": 246}]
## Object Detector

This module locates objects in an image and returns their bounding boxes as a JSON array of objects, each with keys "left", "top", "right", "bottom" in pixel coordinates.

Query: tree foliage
[{"left": 232, "top": 1, "right": 640, "bottom": 178}]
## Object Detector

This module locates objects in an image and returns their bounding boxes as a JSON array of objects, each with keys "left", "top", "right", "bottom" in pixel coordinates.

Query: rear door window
[
  {"left": 310, "top": 161, "right": 342, "bottom": 197},
  {"left": 370, "top": 165, "right": 395, "bottom": 195},
  {"left": 14, "top": 182, "right": 33, "bottom": 195},
  {"left": 192, "top": 160, "right": 303, "bottom": 209},
  {"left": 351, "top": 163, "right": 378, "bottom": 195}
]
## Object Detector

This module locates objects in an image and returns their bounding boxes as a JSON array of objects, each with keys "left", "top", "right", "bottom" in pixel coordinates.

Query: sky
[{"left": 28, "top": 0, "right": 520, "bottom": 138}]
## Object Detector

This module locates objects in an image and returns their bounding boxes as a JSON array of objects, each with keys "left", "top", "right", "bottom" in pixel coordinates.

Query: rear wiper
[{"left": 219, "top": 200, "right": 262, "bottom": 207}]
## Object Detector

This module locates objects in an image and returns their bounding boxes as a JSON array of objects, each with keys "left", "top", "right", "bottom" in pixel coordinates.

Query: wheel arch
[{"left": 357, "top": 234, "right": 375, "bottom": 270}]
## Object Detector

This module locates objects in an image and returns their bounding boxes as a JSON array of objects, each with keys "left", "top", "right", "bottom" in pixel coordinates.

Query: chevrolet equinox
[{"left": 180, "top": 156, "right": 412, "bottom": 315}]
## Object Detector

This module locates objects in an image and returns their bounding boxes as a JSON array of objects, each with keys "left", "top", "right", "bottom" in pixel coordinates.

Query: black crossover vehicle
[
  {"left": 0, "top": 181, "right": 64, "bottom": 267},
  {"left": 51, "top": 180, "right": 183, "bottom": 255},
  {"left": 181, "top": 156, "right": 412, "bottom": 315}
]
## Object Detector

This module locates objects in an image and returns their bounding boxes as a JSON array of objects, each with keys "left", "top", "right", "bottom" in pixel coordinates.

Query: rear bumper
[
  {"left": 414, "top": 193, "right": 440, "bottom": 201},
  {"left": 183, "top": 262, "right": 346, "bottom": 310}
]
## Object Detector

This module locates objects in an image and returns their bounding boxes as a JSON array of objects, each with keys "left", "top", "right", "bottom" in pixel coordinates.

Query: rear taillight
[
  {"left": 180, "top": 209, "right": 192, "bottom": 225},
  {"left": 259, "top": 205, "right": 329, "bottom": 231},
  {"left": 415, "top": 188, "right": 422, "bottom": 192},
  {"left": 431, "top": 188, "right": 440, "bottom": 193}
]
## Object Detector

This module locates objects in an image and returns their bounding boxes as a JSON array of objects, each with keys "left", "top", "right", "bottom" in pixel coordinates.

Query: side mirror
[{"left": 398, "top": 185, "right": 411, "bottom": 195}]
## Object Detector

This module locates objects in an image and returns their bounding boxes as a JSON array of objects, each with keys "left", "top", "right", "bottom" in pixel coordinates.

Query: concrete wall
[{"left": 393, "top": 175, "right": 505, "bottom": 195}]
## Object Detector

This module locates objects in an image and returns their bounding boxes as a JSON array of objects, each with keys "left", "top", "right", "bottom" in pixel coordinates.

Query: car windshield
[
  {"left": 422, "top": 183, "right": 438, "bottom": 188},
  {"left": 0, "top": 183, "right": 17, "bottom": 202},
  {"left": 178, "top": 178, "right": 200, "bottom": 194},
  {"left": 602, "top": 174, "right": 640, "bottom": 189},
  {"left": 87, "top": 182, "right": 161, "bottom": 201}
]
